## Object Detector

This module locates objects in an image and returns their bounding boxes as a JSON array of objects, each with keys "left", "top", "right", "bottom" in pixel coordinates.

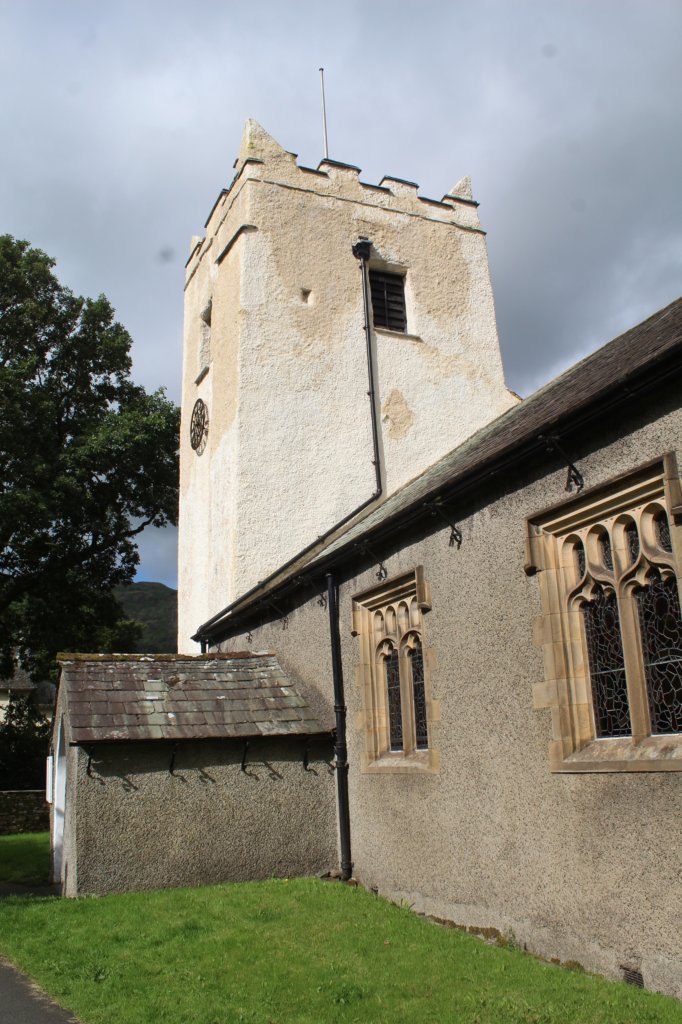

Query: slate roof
[
  {"left": 58, "top": 653, "right": 330, "bottom": 744},
  {"left": 0, "top": 666, "right": 35, "bottom": 693},
  {"left": 196, "top": 296, "right": 682, "bottom": 641}
]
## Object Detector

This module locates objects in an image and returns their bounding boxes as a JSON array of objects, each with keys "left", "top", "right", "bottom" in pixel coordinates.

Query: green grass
[
  {"left": 0, "top": 877, "right": 680, "bottom": 1024},
  {"left": 0, "top": 831, "right": 50, "bottom": 885}
]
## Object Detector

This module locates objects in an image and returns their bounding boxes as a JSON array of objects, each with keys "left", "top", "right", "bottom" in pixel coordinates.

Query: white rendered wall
[{"left": 178, "top": 121, "right": 517, "bottom": 651}]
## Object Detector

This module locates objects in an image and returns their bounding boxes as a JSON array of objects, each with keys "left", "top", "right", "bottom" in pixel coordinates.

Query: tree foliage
[
  {"left": 0, "top": 235, "right": 179, "bottom": 678},
  {"left": 0, "top": 695, "right": 52, "bottom": 790}
]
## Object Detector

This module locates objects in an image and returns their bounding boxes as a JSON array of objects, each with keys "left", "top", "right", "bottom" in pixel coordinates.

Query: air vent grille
[
  {"left": 621, "top": 966, "right": 644, "bottom": 988},
  {"left": 369, "top": 270, "right": 407, "bottom": 333}
]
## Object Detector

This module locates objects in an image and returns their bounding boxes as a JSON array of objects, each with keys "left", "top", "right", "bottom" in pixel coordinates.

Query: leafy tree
[
  {"left": 0, "top": 235, "right": 179, "bottom": 679},
  {"left": 0, "top": 695, "right": 52, "bottom": 789}
]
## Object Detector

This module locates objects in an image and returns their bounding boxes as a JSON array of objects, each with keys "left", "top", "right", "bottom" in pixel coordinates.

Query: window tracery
[
  {"left": 352, "top": 568, "right": 439, "bottom": 773},
  {"left": 527, "top": 455, "right": 682, "bottom": 771}
]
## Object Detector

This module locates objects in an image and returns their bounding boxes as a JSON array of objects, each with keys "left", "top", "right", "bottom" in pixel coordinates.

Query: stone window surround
[
  {"left": 526, "top": 452, "right": 682, "bottom": 773},
  {"left": 351, "top": 567, "right": 440, "bottom": 774}
]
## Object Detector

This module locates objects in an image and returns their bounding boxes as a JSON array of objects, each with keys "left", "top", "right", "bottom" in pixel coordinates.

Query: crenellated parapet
[{"left": 187, "top": 119, "right": 483, "bottom": 279}]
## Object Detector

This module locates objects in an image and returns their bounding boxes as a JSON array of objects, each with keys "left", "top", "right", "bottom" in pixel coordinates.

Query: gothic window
[
  {"left": 352, "top": 568, "right": 439, "bottom": 773},
  {"left": 582, "top": 587, "right": 631, "bottom": 738},
  {"left": 408, "top": 636, "right": 429, "bottom": 751},
  {"left": 635, "top": 572, "right": 682, "bottom": 734},
  {"left": 527, "top": 455, "right": 682, "bottom": 772},
  {"left": 368, "top": 270, "right": 407, "bottom": 333},
  {"left": 384, "top": 645, "right": 403, "bottom": 751}
]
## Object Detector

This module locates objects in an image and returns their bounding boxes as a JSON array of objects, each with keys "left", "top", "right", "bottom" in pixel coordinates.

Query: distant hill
[{"left": 114, "top": 582, "right": 177, "bottom": 654}]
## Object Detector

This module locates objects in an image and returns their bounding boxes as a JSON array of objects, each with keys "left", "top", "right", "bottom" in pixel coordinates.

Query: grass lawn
[
  {"left": 0, "top": 831, "right": 50, "bottom": 885},
  {"left": 0, "top": 869, "right": 680, "bottom": 1024}
]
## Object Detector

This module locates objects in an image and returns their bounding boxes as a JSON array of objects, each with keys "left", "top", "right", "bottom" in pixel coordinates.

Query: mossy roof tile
[{"left": 57, "top": 654, "right": 331, "bottom": 743}]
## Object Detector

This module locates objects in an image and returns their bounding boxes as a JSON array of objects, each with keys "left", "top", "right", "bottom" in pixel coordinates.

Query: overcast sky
[{"left": 1, "top": 0, "right": 680, "bottom": 589}]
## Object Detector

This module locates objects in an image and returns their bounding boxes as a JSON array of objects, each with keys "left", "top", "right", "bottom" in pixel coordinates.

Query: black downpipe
[
  {"left": 194, "top": 240, "right": 383, "bottom": 884},
  {"left": 193, "top": 238, "right": 382, "bottom": 645},
  {"left": 352, "top": 238, "right": 382, "bottom": 495},
  {"left": 326, "top": 572, "right": 353, "bottom": 880}
]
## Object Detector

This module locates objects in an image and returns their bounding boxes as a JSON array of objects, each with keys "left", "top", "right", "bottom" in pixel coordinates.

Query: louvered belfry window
[{"left": 369, "top": 270, "right": 407, "bottom": 332}]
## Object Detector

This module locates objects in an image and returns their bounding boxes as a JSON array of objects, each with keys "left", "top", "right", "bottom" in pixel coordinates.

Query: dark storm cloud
[{"left": 1, "top": 0, "right": 680, "bottom": 586}]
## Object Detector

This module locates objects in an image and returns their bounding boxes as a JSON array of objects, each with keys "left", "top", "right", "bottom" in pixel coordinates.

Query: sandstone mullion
[{"left": 618, "top": 585, "right": 651, "bottom": 742}]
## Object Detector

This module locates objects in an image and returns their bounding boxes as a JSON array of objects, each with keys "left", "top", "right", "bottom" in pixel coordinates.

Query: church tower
[{"left": 178, "top": 120, "right": 517, "bottom": 651}]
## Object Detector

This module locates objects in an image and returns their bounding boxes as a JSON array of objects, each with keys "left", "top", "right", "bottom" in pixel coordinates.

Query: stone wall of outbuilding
[
  {"left": 219, "top": 379, "right": 682, "bottom": 1000},
  {"left": 62, "top": 735, "right": 336, "bottom": 897}
]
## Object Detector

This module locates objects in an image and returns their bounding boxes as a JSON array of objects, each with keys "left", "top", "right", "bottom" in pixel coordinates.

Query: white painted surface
[
  {"left": 178, "top": 121, "right": 518, "bottom": 650},
  {"left": 52, "top": 719, "right": 66, "bottom": 886},
  {"left": 45, "top": 755, "right": 53, "bottom": 804}
]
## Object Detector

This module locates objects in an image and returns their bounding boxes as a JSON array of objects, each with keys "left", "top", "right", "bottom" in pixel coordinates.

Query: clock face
[{"left": 190, "top": 398, "right": 209, "bottom": 454}]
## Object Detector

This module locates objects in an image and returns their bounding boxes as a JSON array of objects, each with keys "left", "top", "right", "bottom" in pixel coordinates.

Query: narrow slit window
[
  {"left": 384, "top": 648, "right": 403, "bottom": 751},
  {"left": 583, "top": 587, "right": 632, "bottom": 737},
  {"left": 635, "top": 572, "right": 682, "bottom": 734},
  {"left": 625, "top": 521, "right": 640, "bottom": 565},
  {"left": 654, "top": 510, "right": 673, "bottom": 552},
  {"left": 369, "top": 270, "right": 406, "bottom": 333},
  {"left": 409, "top": 638, "right": 428, "bottom": 750}
]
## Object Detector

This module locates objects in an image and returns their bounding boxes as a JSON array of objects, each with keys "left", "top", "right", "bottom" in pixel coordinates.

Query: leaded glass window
[
  {"left": 635, "top": 573, "right": 682, "bottom": 734},
  {"left": 408, "top": 638, "right": 428, "bottom": 750},
  {"left": 582, "top": 587, "right": 631, "bottom": 737},
  {"left": 353, "top": 569, "right": 435, "bottom": 768},
  {"left": 654, "top": 510, "right": 672, "bottom": 552},
  {"left": 625, "top": 521, "right": 639, "bottom": 564},
  {"left": 575, "top": 539, "right": 586, "bottom": 579},
  {"left": 384, "top": 647, "right": 403, "bottom": 751},
  {"left": 528, "top": 456, "right": 682, "bottom": 770},
  {"left": 599, "top": 533, "right": 614, "bottom": 571}
]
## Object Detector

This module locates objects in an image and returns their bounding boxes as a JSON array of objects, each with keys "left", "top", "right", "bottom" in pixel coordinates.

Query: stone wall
[
  {"left": 218, "top": 380, "right": 682, "bottom": 1000},
  {"left": 0, "top": 790, "right": 49, "bottom": 835},
  {"left": 62, "top": 735, "right": 337, "bottom": 897}
]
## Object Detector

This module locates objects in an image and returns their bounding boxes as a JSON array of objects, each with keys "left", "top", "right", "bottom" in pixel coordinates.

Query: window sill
[
  {"left": 361, "top": 748, "right": 439, "bottom": 774},
  {"left": 374, "top": 328, "right": 423, "bottom": 343},
  {"left": 550, "top": 735, "right": 682, "bottom": 773}
]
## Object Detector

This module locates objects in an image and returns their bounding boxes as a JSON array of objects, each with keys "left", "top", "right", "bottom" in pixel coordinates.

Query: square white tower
[{"left": 178, "top": 120, "right": 517, "bottom": 650}]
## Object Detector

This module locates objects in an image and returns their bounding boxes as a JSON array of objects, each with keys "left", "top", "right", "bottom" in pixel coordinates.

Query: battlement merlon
[{"left": 186, "top": 120, "right": 483, "bottom": 272}]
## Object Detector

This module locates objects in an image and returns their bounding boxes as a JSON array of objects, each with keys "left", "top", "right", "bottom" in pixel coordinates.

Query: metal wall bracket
[
  {"left": 539, "top": 434, "right": 585, "bottom": 493},
  {"left": 267, "top": 600, "right": 289, "bottom": 630},
  {"left": 240, "top": 740, "right": 250, "bottom": 773},
  {"left": 357, "top": 542, "right": 388, "bottom": 581},
  {"left": 425, "top": 502, "right": 463, "bottom": 548},
  {"left": 303, "top": 738, "right": 311, "bottom": 771},
  {"left": 169, "top": 742, "right": 179, "bottom": 776}
]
